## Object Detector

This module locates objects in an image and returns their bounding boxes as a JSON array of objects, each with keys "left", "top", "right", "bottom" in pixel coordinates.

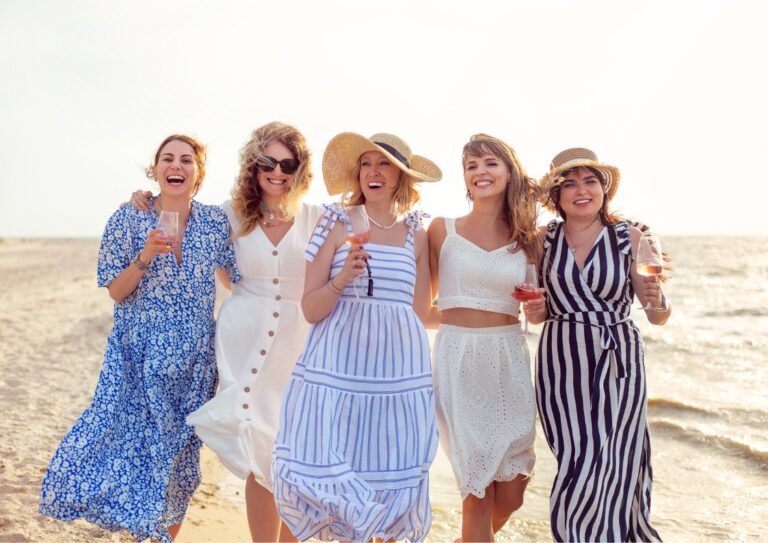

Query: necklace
[
  {"left": 259, "top": 200, "right": 289, "bottom": 228},
  {"left": 368, "top": 215, "right": 398, "bottom": 230},
  {"left": 564, "top": 219, "right": 601, "bottom": 253}
]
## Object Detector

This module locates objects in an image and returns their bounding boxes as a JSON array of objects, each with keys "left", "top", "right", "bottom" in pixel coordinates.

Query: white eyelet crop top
[{"left": 437, "top": 218, "right": 527, "bottom": 316}]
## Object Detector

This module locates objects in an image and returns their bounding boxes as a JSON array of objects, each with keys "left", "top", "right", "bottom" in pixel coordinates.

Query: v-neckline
[
  {"left": 258, "top": 219, "right": 296, "bottom": 248},
  {"left": 565, "top": 225, "right": 606, "bottom": 275}
]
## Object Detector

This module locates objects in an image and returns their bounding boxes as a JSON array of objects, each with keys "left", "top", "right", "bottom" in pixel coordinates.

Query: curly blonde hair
[
  {"left": 342, "top": 156, "right": 420, "bottom": 215},
  {"left": 462, "top": 134, "right": 542, "bottom": 264},
  {"left": 231, "top": 122, "right": 313, "bottom": 237},
  {"left": 145, "top": 134, "right": 207, "bottom": 196}
]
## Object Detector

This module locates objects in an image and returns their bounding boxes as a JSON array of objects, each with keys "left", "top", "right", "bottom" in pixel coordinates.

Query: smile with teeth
[
  {"left": 166, "top": 175, "right": 185, "bottom": 185},
  {"left": 474, "top": 180, "right": 493, "bottom": 187},
  {"left": 267, "top": 178, "right": 287, "bottom": 185},
  {"left": 574, "top": 198, "right": 591, "bottom": 205},
  {"left": 368, "top": 181, "right": 384, "bottom": 189}
]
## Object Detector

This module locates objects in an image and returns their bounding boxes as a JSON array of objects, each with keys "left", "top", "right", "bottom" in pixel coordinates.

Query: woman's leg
[
  {"left": 491, "top": 475, "right": 529, "bottom": 534},
  {"left": 461, "top": 483, "right": 495, "bottom": 542},
  {"left": 246, "top": 474, "right": 281, "bottom": 542}
]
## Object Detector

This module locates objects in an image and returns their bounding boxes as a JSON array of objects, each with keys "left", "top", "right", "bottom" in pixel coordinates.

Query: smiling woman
[{"left": 38, "top": 134, "right": 239, "bottom": 542}]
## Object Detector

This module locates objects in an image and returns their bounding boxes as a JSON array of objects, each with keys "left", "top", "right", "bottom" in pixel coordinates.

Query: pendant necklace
[{"left": 369, "top": 215, "right": 398, "bottom": 230}]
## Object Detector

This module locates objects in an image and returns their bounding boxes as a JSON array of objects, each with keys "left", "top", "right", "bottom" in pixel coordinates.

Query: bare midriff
[{"left": 440, "top": 307, "right": 519, "bottom": 328}]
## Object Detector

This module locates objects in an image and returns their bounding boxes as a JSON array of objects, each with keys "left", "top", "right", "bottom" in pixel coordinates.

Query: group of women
[{"left": 38, "top": 121, "right": 671, "bottom": 543}]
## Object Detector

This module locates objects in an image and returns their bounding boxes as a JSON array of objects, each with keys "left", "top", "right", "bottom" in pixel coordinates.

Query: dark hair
[{"left": 547, "top": 166, "right": 620, "bottom": 225}]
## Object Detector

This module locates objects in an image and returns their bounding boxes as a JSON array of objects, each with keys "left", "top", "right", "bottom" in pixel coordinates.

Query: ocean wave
[
  {"left": 700, "top": 308, "right": 768, "bottom": 318},
  {"left": 648, "top": 398, "right": 768, "bottom": 425},
  {"left": 649, "top": 418, "right": 768, "bottom": 470}
]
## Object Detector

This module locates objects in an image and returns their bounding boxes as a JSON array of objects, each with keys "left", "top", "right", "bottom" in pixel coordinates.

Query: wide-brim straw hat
[
  {"left": 322, "top": 132, "right": 442, "bottom": 196},
  {"left": 539, "top": 147, "right": 621, "bottom": 211}
]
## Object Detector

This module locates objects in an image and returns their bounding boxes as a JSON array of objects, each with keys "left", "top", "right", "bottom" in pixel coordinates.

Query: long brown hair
[
  {"left": 462, "top": 134, "right": 541, "bottom": 264},
  {"left": 231, "top": 122, "right": 312, "bottom": 237}
]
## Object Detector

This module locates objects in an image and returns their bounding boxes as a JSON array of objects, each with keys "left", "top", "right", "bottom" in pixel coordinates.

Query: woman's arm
[
  {"left": 524, "top": 225, "right": 549, "bottom": 325},
  {"left": 423, "top": 218, "right": 446, "bottom": 329},
  {"left": 629, "top": 226, "right": 671, "bottom": 325},
  {"left": 412, "top": 228, "right": 437, "bottom": 327},
  {"left": 106, "top": 228, "right": 171, "bottom": 303},
  {"left": 301, "top": 222, "right": 369, "bottom": 324}
]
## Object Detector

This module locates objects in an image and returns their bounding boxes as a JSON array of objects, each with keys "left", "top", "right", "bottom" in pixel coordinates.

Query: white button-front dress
[{"left": 186, "top": 201, "right": 323, "bottom": 488}]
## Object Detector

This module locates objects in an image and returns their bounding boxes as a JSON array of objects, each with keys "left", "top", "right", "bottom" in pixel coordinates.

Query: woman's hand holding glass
[
  {"left": 141, "top": 228, "right": 174, "bottom": 263},
  {"left": 514, "top": 264, "right": 545, "bottom": 333}
]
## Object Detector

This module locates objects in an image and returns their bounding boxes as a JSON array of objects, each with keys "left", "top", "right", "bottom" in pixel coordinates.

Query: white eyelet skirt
[{"left": 432, "top": 323, "right": 536, "bottom": 499}]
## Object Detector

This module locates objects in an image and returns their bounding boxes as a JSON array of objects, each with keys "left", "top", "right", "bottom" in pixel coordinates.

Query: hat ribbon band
[{"left": 374, "top": 141, "right": 410, "bottom": 169}]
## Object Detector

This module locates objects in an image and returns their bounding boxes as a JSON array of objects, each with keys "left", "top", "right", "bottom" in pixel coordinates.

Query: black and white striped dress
[{"left": 536, "top": 220, "right": 661, "bottom": 542}]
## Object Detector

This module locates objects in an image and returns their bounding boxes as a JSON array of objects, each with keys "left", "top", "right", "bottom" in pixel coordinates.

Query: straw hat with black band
[
  {"left": 322, "top": 132, "right": 442, "bottom": 196},
  {"left": 539, "top": 147, "right": 621, "bottom": 212}
]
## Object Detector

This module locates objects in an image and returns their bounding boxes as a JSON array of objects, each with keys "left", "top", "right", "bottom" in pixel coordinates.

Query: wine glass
[
  {"left": 636, "top": 234, "right": 664, "bottom": 309},
  {"left": 158, "top": 210, "right": 179, "bottom": 252},
  {"left": 513, "top": 264, "right": 540, "bottom": 334},
  {"left": 344, "top": 205, "right": 373, "bottom": 297}
]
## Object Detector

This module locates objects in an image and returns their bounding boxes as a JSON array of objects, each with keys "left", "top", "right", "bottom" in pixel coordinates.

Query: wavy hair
[
  {"left": 231, "top": 122, "right": 313, "bottom": 237},
  {"left": 145, "top": 134, "right": 207, "bottom": 196},
  {"left": 462, "top": 133, "right": 542, "bottom": 264}
]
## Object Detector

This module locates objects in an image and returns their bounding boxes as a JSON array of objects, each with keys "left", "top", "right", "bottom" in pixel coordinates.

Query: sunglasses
[{"left": 258, "top": 156, "right": 300, "bottom": 175}]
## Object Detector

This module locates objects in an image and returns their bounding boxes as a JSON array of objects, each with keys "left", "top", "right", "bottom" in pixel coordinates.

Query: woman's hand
[
  {"left": 140, "top": 228, "right": 172, "bottom": 263},
  {"left": 640, "top": 275, "right": 663, "bottom": 308},
  {"left": 523, "top": 287, "right": 547, "bottom": 325},
  {"left": 334, "top": 245, "right": 371, "bottom": 286},
  {"left": 129, "top": 190, "right": 153, "bottom": 211}
]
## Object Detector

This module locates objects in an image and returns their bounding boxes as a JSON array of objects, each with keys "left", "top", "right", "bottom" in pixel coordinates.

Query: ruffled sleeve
[
  {"left": 543, "top": 219, "right": 560, "bottom": 251},
  {"left": 210, "top": 205, "right": 241, "bottom": 284},
  {"left": 97, "top": 207, "right": 135, "bottom": 288},
  {"left": 615, "top": 220, "right": 632, "bottom": 256},
  {"left": 304, "top": 203, "right": 349, "bottom": 262}
]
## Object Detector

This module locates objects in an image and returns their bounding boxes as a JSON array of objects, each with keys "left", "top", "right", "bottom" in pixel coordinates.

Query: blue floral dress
[{"left": 39, "top": 199, "right": 239, "bottom": 543}]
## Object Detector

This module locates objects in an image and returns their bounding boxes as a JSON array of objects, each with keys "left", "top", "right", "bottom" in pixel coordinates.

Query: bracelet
[
  {"left": 326, "top": 279, "right": 344, "bottom": 295},
  {"left": 133, "top": 254, "right": 150, "bottom": 271},
  {"left": 650, "top": 294, "right": 669, "bottom": 312}
]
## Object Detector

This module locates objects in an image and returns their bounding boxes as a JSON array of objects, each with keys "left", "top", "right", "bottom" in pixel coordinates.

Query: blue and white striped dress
[
  {"left": 272, "top": 205, "right": 438, "bottom": 543},
  {"left": 536, "top": 220, "right": 661, "bottom": 542}
]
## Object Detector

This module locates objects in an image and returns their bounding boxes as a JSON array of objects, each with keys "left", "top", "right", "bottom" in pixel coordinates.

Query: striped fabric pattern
[
  {"left": 273, "top": 205, "right": 438, "bottom": 542},
  {"left": 536, "top": 220, "right": 662, "bottom": 542}
]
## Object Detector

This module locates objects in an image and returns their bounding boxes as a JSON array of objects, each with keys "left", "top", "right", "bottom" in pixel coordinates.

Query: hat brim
[
  {"left": 322, "top": 132, "right": 442, "bottom": 196},
  {"left": 539, "top": 160, "right": 621, "bottom": 212}
]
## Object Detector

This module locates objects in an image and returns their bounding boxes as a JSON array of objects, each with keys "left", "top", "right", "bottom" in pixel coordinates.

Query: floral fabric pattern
[{"left": 39, "top": 200, "right": 238, "bottom": 542}]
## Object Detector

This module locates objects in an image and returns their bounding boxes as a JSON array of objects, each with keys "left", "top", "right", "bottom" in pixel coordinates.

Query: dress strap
[
  {"left": 304, "top": 203, "right": 349, "bottom": 262},
  {"left": 613, "top": 220, "right": 632, "bottom": 257},
  {"left": 403, "top": 210, "right": 430, "bottom": 250},
  {"left": 444, "top": 217, "right": 456, "bottom": 236}
]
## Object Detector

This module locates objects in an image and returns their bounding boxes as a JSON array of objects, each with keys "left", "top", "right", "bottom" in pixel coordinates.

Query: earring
[{"left": 466, "top": 188, "right": 474, "bottom": 200}]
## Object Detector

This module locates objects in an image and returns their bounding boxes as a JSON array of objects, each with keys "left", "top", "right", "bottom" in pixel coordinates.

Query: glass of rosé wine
[
  {"left": 636, "top": 235, "right": 664, "bottom": 309},
  {"left": 513, "top": 263, "right": 541, "bottom": 333},
  {"left": 345, "top": 205, "right": 373, "bottom": 297}
]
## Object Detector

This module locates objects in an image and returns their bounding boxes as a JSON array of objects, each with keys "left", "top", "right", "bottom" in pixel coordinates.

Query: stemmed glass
[
  {"left": 344, "top": 205, "right": 373, "bottom": 297},
  {"left": 157, "top": 210, "right": 179, "bottom": 253},
  {"left": 636, "top": 234, "right": 664, "bottom": 309},
  {"left": 513, "top": 264, "right": 540, "bottom": 334}
]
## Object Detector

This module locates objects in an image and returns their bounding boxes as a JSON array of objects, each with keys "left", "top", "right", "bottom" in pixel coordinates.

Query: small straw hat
[
  {"left": 322, "top": 132, "right": 442, "bottom": 196},
  {"left": 539, "top": 147, "right": 621, "bottom": 211}
]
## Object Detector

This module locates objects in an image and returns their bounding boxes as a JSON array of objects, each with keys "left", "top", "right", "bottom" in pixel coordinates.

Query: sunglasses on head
[{"left": 259, "top": 156, "right": 300, "bottom": 175}]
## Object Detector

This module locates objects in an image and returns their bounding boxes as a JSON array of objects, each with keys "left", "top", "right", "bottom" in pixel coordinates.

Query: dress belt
[{"left": 547, "top": 312, "right": 630, "bottom": 410}]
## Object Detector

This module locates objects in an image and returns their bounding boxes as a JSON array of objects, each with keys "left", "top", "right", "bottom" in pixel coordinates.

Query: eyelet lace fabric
[{"left": 433, "top": 324, "right": 536, "bottom": 499}]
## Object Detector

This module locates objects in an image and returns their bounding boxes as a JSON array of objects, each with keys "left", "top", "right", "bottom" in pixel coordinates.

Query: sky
[{"left": 1, "top": 0, "right": 766, "bottom": 237}]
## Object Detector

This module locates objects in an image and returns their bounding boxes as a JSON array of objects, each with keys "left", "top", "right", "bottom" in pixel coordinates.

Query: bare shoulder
[{"left": 427, "top": 216, "right": 447, "bottom": 251}]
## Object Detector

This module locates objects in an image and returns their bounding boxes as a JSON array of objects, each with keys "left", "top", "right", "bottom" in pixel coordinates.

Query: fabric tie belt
[{"left": 547, "top": 312, "right": 630, "bottom": 410}]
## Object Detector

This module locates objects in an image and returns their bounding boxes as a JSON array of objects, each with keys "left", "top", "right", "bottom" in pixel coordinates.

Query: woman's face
[
  {"left": 257, "top": 140, "right": 297, "bottom": 203},
  {"left": 558, "top": 166, "right": 606, "bottom": 219},
  {"left": 153, "top": 139, "right": 199, "bottom": 199},
  {"left": 464, "top": 152, "right": 510, "bottom": 200},
  {"left": 358, "top": 151, "right": 401, "bottom": 204}
]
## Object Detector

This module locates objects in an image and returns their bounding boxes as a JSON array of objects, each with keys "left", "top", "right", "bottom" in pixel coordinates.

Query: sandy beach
[
  {"left": 3, "top": 237, "right": 763, "bottom": 542},
  {"left": 0, "top": 238, "right": 555, "bottom": 542}
]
